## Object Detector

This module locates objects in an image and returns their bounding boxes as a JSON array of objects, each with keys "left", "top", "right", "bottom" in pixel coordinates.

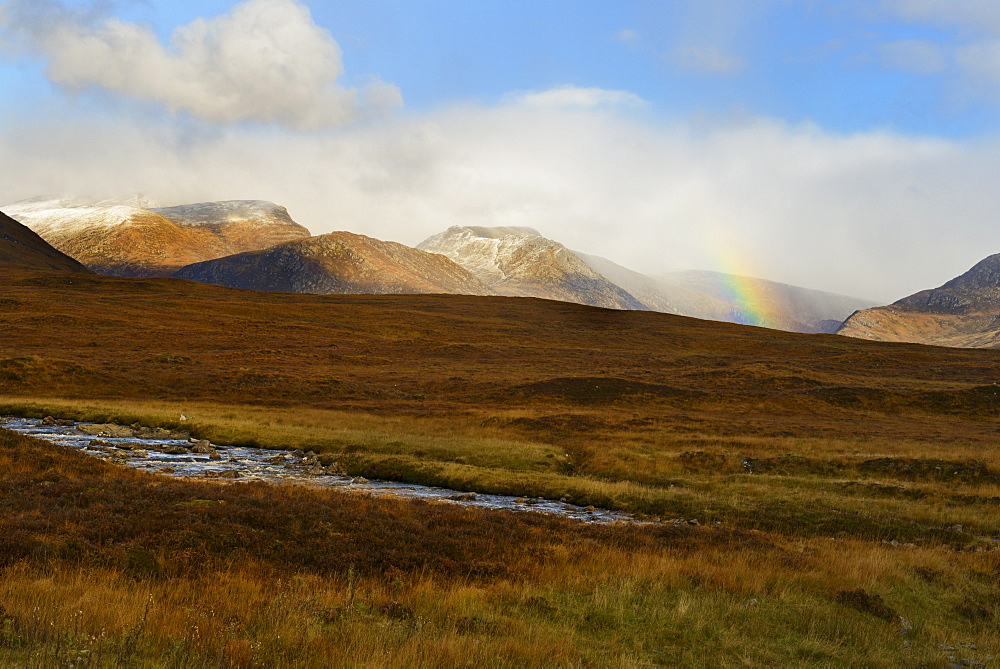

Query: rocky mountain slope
[
  {"left": 2, "top": 199, "right": 310, "bottom": 277},
  {"left": 838, "top": 254, "right": 1000, "bottom": 348},
  {"left": 0, "top": 210, "right": 91, "bottom": 274},
  {"left": 417, "top": 226, "right": 645, "bottom": 310},
  {"left": 660, "top": 270, "right": 879, "bottom": 334},
  {"left": 175, "top": 231, "right": 494, "bottom": 296}
]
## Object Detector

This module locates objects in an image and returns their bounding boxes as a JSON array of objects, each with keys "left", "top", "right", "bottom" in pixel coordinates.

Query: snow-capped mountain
[
  {"left": 417, "top": 226, "right": 646, "bottom": 310},
  {"left": 1, "top": 198, "right": 311, "bottom": 277},
  {"left": 175, "top": 231, "right": 494, "bottom": 297}
]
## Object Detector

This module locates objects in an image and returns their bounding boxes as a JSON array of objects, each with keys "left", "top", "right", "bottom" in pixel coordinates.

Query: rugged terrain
[
  {"left": 839, "top": 253, "right": 1000, "bottom": 348},
  {"left": 2, "top": 198, "right": 311, "bottom": 276},
  {"left": 418, "top": 225, "right": 645, "bottom": 310},
  {"left": 175, "top": 231, "right": 494, "bottom": 296}
]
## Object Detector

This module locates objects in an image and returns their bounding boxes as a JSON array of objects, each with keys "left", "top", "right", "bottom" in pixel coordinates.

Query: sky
[{"left": 2, "top": 0, "right": 1000, "bottom": 300}]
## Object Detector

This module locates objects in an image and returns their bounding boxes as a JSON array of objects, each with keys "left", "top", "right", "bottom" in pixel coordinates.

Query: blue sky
[
  {"left": 2, "top": 0, "right": 1000, "bottom": 299},
  {"left": 9, "top": 0, "right": 995, "bottom": 136}
]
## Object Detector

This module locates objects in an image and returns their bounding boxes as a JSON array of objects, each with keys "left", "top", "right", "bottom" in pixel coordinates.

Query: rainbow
[
  {"left": 715, "top": 272, "right": 778, "bottom": 329},
  {"left": 701, "top": 244, "right": 779, "bottom": 329}
]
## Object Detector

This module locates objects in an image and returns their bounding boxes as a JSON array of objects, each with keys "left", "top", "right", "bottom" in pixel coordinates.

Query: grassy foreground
[
  {"left": 1, "top": 428, "right": 998, "bottom": 667},
  {"left": 0, "top": 268, "right": 998, "bottom": 665}
]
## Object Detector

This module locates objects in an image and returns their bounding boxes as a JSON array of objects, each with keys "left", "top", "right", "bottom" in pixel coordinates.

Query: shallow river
[{"left": 2, "top": 416, "right": 645, "bottom": 525}]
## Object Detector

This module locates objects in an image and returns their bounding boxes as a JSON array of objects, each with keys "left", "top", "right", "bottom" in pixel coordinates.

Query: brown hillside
[
  {"left": 175, "top": 231, "right": 493, "bottom": 296},
  {"left": 839, "top": 254, "right": 1000, "bottom": 348},
  {"left": 1, "top": 267, "right": 998, "bottom": 450},
  {"left": 3, "top": 200, "right": 312, "bottom": 277},
  {"left": 0, "top": 211, "right": 90, "bottom": 274}
]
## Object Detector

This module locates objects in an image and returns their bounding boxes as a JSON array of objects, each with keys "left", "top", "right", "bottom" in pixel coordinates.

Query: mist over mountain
[
  {"left": 175, "top": 231, "right": 494, "bottom": 297},
  {"left": 2, "top": 199, "right": 311, "bottom": 277},
  {"left": 573, "top": 253, "right": 742, "bottom": 321},
  {"left": 660, "top": 270, "right": 879, "bottom": 334},
  {"left": 838, "top": 254, "right": 1000, "bottom": 348},
  {"left": 0, "top": 210, "right": 91, "bottom": 274},
  {"left": 419, "top": 225, "right": 874, "bottom": 332}
]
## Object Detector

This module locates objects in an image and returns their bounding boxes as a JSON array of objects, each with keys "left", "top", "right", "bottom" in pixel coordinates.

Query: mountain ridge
[
  {"left": 838, "top": 253, "right": 1000, "bottom": 348},
  {"left": 418, "top": 226, "right": 648, "bottom": 311},
  {"left": 175, "top": 231, "right": 495, "bottom": 296},
  {"left": 2, "top": 198, "right": 311, "bottom": 277},
  {"left": 0, "top": 210, "right": 92, "bottom": 274}
]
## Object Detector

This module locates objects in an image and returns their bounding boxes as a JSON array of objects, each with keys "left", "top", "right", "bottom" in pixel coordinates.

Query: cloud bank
[
  {"left": 3, "top": 93, "right": 998, "bottom": 302},
  {"left": 0, "top": 0, "right": 401, "bottom": 128}
]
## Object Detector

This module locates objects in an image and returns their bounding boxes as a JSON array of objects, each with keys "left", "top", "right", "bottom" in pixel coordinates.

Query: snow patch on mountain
[{"left": 151, "top": 200, "right": 306, "bottom": 232}]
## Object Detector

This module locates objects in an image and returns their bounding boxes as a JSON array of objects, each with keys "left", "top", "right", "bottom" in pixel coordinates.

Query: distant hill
[
  {"left": 659, "top": 270, "right": 879, "bottom": 334},
  {"left": 838, "top": 254, "right": 1000, "bottom": 348},
  {"left": 573, "top": 253, "right": 740, "bottom": 321},
  {"left": 5, "top": 196, "right": 880, "bottom": 333},
  {"left": 2, "top": 199, "right": 311, "bottom": 277},
  {"left": 417, "top": 226, "right": 646, "bottom": 310},
  {"left": 175, "top": 231, "right": 494, "bottom": 296},
  {"left": 0, "top": 210, "right": 91, "bottom": 274},
  {"left": 418, "top": 226, "right": 876, "bottom": 330}
]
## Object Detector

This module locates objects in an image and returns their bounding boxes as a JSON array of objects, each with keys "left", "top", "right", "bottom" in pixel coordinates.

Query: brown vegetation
[{"left": 0, "top": 266, "right": 998, "bottom": 665}]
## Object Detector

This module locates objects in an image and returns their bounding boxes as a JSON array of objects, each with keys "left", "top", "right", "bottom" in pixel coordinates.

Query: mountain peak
[
  {"left": 444, "top": 225, "right": 543, "bottom": 240},
  {"left": 418, "top": 226, "right": 645, "bottom": 310},
  {"left": 839, "top": 251, "right": 1000, "bottom": 347},
  {"left": 151, "top": 201, "right": 301, "bottom": 229},
  {"left": 3, "top": 198, "right": 311, "bottom": 277}
]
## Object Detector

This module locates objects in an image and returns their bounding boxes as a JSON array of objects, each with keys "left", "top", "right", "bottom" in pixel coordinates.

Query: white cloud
[
  {"left": 614, "top": 28, "right": 640, "bottom": 46},
  {"left": 954, "top": 39, "right": 1000, "bottom": 98},
  {"left": 669, "top": 44, "right": 745, "bottom": 75},
  {"left": 3, "top": 92, "right": 998, "bottom": 302},
  {"left": 882, "top": 0, "right": 1000, "bottom": 34},
  {"left": 513, "top": 85, "right": 646, "bottom": 110},
  {"left": 0, "top": 0, "right": 401, "bottom": 128},
  {"left": 879, "top": 39, "right": 947, "bottom": 73},
  {"left": 875, "top": 2, "right": 1000, "bottom": 105}
]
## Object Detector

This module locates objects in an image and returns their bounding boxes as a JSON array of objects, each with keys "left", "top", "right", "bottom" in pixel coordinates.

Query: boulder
[
  {"left": 190, "top": 440, "right": 215, "bottom": 454},
  {"left": 151, "top": 444, "right": 188, "bottom": 455},
  {"left": 204, "top": 470, "right": 241, "bottom": 479},
  {"left": 77, "top": 424, "right": 111, "bottom": 436}
]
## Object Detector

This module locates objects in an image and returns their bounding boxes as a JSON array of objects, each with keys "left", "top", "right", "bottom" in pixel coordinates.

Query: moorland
[{"left": 1, "top": 265, "right": 998, "bottom": 666}]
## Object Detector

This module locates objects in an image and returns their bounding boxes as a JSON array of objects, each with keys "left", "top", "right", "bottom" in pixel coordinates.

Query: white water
[{"left": 2, "top": 416, "right": 646, "bottom": 525}]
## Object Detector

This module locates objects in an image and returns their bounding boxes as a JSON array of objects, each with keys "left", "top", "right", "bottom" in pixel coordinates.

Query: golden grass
[
  {"left": 3, "top": 395, "right": 999, "bottom": 556},
  {"left": 0, "top": 269, "right": 998, "bottom": 665},
  {"left": 1, "top": 537, "right": 996, "bottom": 667}
]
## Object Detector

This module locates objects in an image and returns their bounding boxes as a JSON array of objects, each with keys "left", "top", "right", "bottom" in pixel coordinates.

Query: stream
[{"left": 1, "top": 416, "right": 648, "bottom": 525}]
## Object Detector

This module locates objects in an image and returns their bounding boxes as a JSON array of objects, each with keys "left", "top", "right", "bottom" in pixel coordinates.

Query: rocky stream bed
[{"left": 1, "top": 416, "right": 654, "bottom": 525}]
